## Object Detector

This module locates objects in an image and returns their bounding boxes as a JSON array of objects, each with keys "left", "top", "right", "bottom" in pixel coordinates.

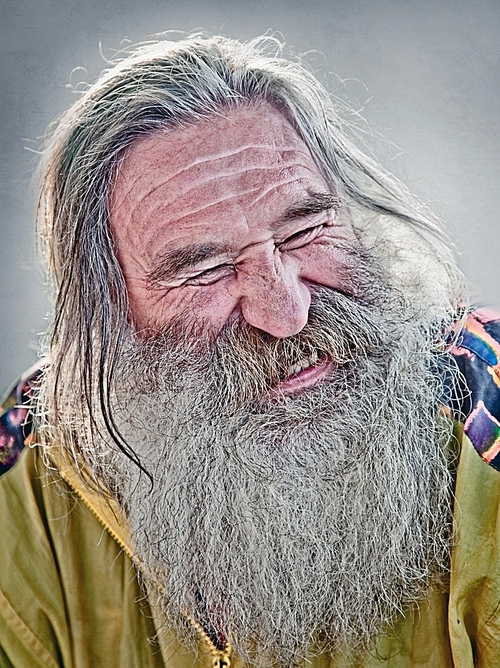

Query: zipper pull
[{"left": 213, "top": 652, "right": 231, "bottom": 668}]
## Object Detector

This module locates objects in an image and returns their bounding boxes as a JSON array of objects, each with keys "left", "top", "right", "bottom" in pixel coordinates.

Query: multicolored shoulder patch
[
  {"left": 0, "top": 363, "right": 42, "bottom": 476},
  {"left": 449, "top": 309, "right": 500, "bottom": 471}
]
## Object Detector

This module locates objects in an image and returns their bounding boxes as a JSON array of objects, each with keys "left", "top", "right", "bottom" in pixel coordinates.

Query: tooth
[{"left": 310, "top": 351, "right": 318, "bottom": 364}]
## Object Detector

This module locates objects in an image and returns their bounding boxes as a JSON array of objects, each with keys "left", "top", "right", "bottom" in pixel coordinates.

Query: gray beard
[{"left": 100, "top": 283, "right": 457, "bottom": 667}]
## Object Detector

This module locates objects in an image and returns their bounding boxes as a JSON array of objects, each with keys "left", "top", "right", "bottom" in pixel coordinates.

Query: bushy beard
[{"left": 101, "top": 272, "right": 457, "bottom": 667}]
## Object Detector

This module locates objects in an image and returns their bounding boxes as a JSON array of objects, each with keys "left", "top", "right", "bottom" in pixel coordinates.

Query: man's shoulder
[{"left": 450, "top": 308, "right": 500, "bottom": 471}]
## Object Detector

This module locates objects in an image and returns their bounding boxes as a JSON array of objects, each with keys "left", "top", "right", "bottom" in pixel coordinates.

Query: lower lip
[{"left": 274, "top": 356, "right": 333, "bottom": 396}]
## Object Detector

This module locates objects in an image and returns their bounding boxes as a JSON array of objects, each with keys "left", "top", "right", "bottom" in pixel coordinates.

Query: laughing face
[{"left": 109, "top": 103, "right": 361, "bottom": 394}]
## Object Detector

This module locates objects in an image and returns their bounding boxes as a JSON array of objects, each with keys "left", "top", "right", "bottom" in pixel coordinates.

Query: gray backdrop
[{"left": 1, "top": 0, "right": 499, "bottom": 392}]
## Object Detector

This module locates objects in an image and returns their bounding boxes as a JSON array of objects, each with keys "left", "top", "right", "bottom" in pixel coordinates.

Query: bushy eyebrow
[
  {"left": 147, "top": 191, "right": 340, "bottom": 284},
  {"left": 147, "top": 243, "right": 232, "bottom": 284},
  {"left": 275, "top": 192, "right": 340, "bottom": 226}
]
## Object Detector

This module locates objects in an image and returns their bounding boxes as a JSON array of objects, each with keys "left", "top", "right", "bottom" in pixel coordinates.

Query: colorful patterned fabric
[
  {"left": 1, "top": 309, "right": 500, "bottom": 476},
  {"left": 0, "top": 363, "right": 42, "bottom": 476},
  {"left": 449, "top": 309, "right": 500, "bottom": 471}
]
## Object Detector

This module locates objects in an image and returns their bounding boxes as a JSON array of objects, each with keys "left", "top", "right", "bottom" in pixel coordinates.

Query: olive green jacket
[{"left": 0, "top": 422, "right": 499, "bottom": 668}]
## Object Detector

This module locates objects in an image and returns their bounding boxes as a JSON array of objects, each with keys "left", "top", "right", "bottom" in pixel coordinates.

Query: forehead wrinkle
[
  {"left": 141, "top": 186, "right": 270, "bottom": 248},
  {"left": 113, "top": 143, "right": 314, "bottom": 209},
  {"left": 147, "top": 161, "right": 310, "bottom": 201},
  {"left": 141, "top": 162, "right": 315, "bottom": 214},
  {"left": 247, "top": 172, "right": 320, "bottom": 209},
  {"left": 143, "top": 175, "right": 326, "bottom": 243},
  {"left": 167, "top": 143, "right": 313, "bottom": 172},
  {"left": 124, "top": 161, "right": 320, "bottom": 232}
]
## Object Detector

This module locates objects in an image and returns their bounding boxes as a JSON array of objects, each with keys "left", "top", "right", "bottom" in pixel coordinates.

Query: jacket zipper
[
  {"left": 58, "top": 465, "right": 232, "bottom": 666},
  {"left": 186, "top": 613, "right": 232, "bottom": 667}
]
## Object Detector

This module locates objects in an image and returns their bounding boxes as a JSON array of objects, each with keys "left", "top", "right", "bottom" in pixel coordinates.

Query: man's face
[{"left": 109, "top": 103, "right": 359, "bottom": 393}]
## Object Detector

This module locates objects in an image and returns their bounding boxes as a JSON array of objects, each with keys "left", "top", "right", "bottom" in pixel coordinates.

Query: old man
[{"left": 0, "top": 34, "right": 499, "bottom": 668}]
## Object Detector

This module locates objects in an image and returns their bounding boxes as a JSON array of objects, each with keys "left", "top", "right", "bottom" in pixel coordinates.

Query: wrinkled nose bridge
[{"left": 234, "top": 244, "right": 311, "bottom": 338}]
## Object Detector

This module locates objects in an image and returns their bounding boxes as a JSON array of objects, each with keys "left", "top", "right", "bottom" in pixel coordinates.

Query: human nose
[{"left": 231, "top": 247, "right": 311, "bottom": 338}]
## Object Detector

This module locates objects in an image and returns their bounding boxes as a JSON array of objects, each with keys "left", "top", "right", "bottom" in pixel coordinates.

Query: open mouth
[{"left": 275, "top": 354, "right": 333, "bottom": 395}]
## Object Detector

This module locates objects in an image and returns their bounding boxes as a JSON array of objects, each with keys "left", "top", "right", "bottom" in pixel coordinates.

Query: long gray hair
[{"left": 35, "top": 34, "right": 465, "bottom": 473}]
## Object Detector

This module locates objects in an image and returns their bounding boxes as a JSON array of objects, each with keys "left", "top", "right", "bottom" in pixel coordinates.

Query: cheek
[
  {"left": 297, "top": 244, "right": 360, "bottom": 291},
  {"left": 130, "top": 283, "right": 238, "bottom": 334}
]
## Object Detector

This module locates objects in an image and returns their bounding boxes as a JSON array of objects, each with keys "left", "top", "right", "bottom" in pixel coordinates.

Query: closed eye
[
  {"left": 278, "top": 224, "right": 326, "bottom": 252},
  {"left": 184, "top": 263, "right": 236, "bottom": 286}
]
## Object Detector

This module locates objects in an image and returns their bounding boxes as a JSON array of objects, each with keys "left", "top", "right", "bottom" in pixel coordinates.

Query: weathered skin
[{"left": 109, "top": 103, "right": 359, "bottom": 391}]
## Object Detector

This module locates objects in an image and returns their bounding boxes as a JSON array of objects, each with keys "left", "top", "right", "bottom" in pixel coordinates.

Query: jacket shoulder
[{"left": 450, "top": 308, "right": 500, "bottom": 471}]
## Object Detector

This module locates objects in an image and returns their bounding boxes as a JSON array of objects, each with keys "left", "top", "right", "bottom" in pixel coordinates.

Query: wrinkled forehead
[{"left": 108, "top": 103, "right": 323, "bottom": 220}]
